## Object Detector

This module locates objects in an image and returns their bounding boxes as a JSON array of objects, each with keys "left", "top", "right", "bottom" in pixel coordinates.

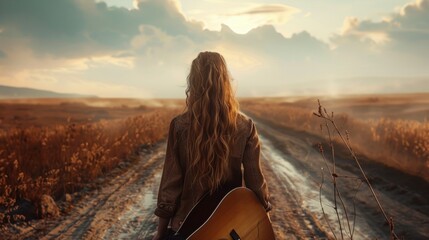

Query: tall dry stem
[{"left": 313, "top": 100, "right": 399, "bottom": 239}]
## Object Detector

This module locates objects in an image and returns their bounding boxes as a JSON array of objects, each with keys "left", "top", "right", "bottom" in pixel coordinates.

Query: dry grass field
[
  {"left": 0, "top": 98, "right": 183, "bottom": 223},
  {"left": 240, "top": 93, "right": 429, "bottom": 182},
  {"left": 1, "top": 94, "right": 428, "bottom": 239},
  {"left": 0, "top": 98, "right": 183, "bottom": 130}
]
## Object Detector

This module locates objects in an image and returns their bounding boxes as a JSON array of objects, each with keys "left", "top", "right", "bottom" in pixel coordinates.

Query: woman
[{"left": 152, "top": 51, "right": 271, "bottom": 240}]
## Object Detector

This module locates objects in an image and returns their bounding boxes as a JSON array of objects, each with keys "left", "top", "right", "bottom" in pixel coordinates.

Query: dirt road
[
  {"left": 7, "top": 118, "right": 429, "bottom": 240},
  {"left": 254, "top": 116, "right": 429, "bottom": 240}
]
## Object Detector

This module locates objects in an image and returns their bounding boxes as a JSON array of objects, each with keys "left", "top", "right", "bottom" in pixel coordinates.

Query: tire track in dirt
[
  {"left": 259, "top": 135, "right": 330, "bottom": 239},
  {"left": 100, "top": 167, "right": 161, "bottom": 240},
  {"left": 35, "top": 143, "right": 166, "bottom": 240}
]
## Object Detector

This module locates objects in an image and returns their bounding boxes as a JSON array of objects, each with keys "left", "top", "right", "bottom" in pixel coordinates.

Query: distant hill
[{"left": 0, "top": 85, "right": 97, "bottom": 99}]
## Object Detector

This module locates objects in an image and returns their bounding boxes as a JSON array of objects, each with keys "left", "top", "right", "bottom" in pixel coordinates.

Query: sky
[{"left": 0, "top": 0, "right": 428, "bottom": 98}]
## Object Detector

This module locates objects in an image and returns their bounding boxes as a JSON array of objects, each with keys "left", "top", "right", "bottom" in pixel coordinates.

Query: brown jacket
[{"left": 154, "top": 112, "right": 271, "bottom": 230}]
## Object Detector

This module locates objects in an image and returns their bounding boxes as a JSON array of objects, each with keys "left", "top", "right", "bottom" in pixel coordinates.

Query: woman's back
[
  {"left": 155, "top": 112, "right": 270, "bottom": 230},
  {"left": 152, "top": 51, "right": 270, "bottom": 240}
]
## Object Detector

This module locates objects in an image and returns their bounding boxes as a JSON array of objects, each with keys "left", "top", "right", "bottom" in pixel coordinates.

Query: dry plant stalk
[{"left": 313, "top": 99, "right": 399, "bottom": 240}]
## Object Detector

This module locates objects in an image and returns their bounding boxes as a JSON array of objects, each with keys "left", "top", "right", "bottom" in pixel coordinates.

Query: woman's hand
[{"left": 152, "top": 217, "right": 170, "bottom": 240}]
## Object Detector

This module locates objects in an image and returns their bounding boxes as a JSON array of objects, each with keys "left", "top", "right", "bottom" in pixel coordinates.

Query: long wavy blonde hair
[{"left": 185, "top": 51, "right": 240, "bottom": 193}]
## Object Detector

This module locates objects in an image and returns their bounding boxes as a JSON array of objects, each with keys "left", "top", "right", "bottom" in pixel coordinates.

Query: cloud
[
  {"left": 0, "top": 0, "right": 203, "bottom": 59},
  {"left": 220, "top": 4, "right": 300, "bottom": 33},
  {"left": 231, "top": 4, "right": 298, "bottom": 16},
  {"left": 334, "top": 0, "right": 429, "bottom": 54},
  {"left": 335, "top": 17, "right": 393, "bottom": 51},
  {"left": 0, "top": 0, "right": 428, "bottom": 97},
  {"left": 325, "top": 0, "right": 429, "bottom": 81},
  {"left": 0, "top": 0, "right": 322, "bottom": 65},
  {"left": 398, "top": 0, "right": 429, "bottom": 28},
  {"left": 131, "top": 25, "right": 194, "bottom": 52}
]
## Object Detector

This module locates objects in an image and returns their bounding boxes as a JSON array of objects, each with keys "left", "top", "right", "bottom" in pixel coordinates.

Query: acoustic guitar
[{"left": 174, "top": 187, "right": 275, "bottom": 240}]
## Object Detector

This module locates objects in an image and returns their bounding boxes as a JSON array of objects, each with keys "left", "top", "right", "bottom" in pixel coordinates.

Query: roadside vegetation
[
  {"left": 241, "top": 98, "right": 429, "bottom": 182},
  {"left": 0, "top": 101, "right": 181, "bottom": 223}
]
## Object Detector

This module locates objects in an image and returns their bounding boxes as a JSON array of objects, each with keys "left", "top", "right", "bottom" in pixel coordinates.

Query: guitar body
[{"left": 176, "top": 187, "right": 275, "bottom": 240}]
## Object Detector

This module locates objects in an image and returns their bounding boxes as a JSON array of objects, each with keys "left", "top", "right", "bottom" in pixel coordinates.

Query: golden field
[
  {"left": 240, "top": 93, "right": 429, "bottom": 182},
  {"left": 0, "top": 98, "right": 183, "bottom": 222}
]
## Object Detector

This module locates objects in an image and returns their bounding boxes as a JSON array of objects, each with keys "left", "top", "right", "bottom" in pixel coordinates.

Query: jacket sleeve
[
  {"left": 154, "top": 117, "right": 184, "bottom": 218},
  {"left": 242, "top": 119, "right": 272, "bottom": 212}
]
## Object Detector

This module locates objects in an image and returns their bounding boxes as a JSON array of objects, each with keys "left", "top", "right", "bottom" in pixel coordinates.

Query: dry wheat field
[
  {"left": 0, "top": 99, "right": 183, "bottom": 224},
  {"left": 241, "top": 93, "right": 429, "bottom": 182},
  {"left": 1, "top": 94, "right": 428, "bottom": 239}
]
